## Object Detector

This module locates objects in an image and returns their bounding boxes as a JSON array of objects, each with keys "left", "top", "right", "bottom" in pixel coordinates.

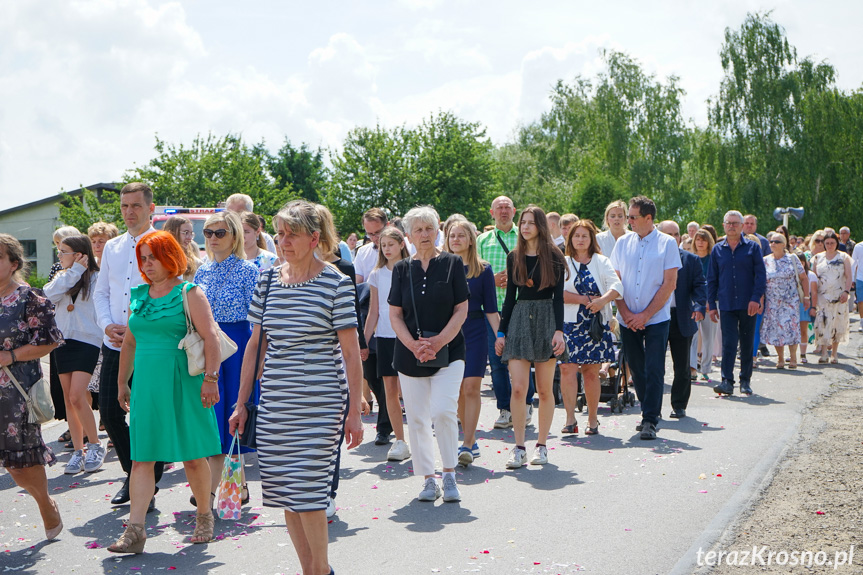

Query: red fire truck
[{"left": 152, "top": 205, "right": 225, "bottom": 254}]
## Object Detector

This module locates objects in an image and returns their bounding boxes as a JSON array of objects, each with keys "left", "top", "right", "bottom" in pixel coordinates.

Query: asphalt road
[{"left": 2, "top": 325, "right": 861, "bottom": 575}]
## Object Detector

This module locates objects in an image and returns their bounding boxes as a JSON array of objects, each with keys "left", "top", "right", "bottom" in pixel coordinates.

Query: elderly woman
[
  {"left": 390, "top": 206, "right": 469, "bottom": 502},
  {"left": 108, "top": 232, "right": 222, "bottom": 553},
  {"left": 760, "top": 233, "right": 808, "bottom": 368},
  {"left": 87, "top": 221, "right": 120, "bottom": 265},
  {"left": 559, "top": 220, "right": 621, "bottom": 436},
  {"left": 229, "top": 200, "right": 363, "bottom": 575},
  {"left": 812, "top": 231, "right": 853, "bottom": 364},
  {"left": 193, "top": 210, "right": 260, "bottom": 505},
  {"left": 0, "top": 234, "right": 64, "bottom": 540},
  {"left": 163, "top": 215, "right": 202, "bottom": 281}
]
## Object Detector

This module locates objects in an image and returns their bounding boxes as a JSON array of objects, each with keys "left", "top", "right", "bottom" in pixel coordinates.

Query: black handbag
[
  {"left": 408, "top": 257, "right": 451, "bottom": 368},
  {"left": 588, "top": 311, "right": 605, "bottom": 343},
  {"left": 239, "top": 268, "right": 274, "bottom": 449}
]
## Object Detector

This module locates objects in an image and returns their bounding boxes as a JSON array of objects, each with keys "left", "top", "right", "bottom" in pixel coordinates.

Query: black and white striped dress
[{"left": 248, "top": 264, "right": 358, "bottom": 512}]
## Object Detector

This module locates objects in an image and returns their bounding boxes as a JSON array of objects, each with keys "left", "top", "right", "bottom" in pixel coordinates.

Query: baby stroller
[{"left": 576, "top": 330, "right": 636, "bottom": 414}]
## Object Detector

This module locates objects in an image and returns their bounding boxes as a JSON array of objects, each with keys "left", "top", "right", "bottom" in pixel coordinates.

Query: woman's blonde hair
[
  {"left": 375, "top": 226, "right": 410, "bottom": 269},
  {"left": 602, "top": 200, "right": 628, "bottom": 231},
  {"left": 313, "top": 204, "right": 341, "bottom": 259},
  {"left": 444, "top": 220, "right": 486, "bottom": 279},
  {"left": 273, "top": 200, "right": 321, "bottom": 239},
  {"left": 0, "top": 233, "right": 29, "bottom": 282},
  {"left": 87, "top": 222, "right": 120, "bottom": 240},
  {"left": 238, "top": 211, "right": 267, "bottom": 250},
  {"left": 809, "top": 230, "right": 825, "bottom": 252},
  {"left": 203, "top": 211, "right": 245, "bottom": 260}
]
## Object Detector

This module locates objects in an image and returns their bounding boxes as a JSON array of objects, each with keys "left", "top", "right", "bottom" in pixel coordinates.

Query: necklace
[
  {"left": 526, "top": 257, "right": 539, "bottom": 288},
  {"left": 281, "top": 260, "right": 319, "bottom": 286}
]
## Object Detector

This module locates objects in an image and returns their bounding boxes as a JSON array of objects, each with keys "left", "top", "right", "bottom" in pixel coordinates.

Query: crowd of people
[{"left": 1, "top": 184, "right": 861, "bottom": 575}]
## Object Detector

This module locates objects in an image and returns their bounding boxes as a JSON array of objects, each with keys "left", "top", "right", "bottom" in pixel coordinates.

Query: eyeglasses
[
  {"left": 366, "top": 230, "right": 384, "bottom": 240},
  {"left": 723, "top": 221, "right": 743, "bottom": 226},
  {"left": 202, "top": 229, "right": 229, "bottom": 239},
  {"left": 769, "top": 240, "right": 784, "bottom": 244},
  {"left": 813, "top": 239, "right": 824, "bottom": 244},
  {"left": 57, "top": 250, "right": 74, "bottom": 256},
  {"left": 180, "top": 230, "right": 195, "bottom": 237},
  {"left": 626, "top": 214, "right": 642, "bottom": 221}
]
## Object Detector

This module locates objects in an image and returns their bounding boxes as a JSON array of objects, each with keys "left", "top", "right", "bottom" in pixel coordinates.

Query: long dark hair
[
  {"left": 60, "top": 235, "right": 99, "bottom": 301},
  {"left": 512, "top": 205, "right": 564, "bottom": 290}
]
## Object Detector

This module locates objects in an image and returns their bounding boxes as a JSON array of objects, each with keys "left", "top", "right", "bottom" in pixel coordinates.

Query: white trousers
[
  {"left": 398, "top": 360, "right": 464, "bottom": 477},
  {"left": 693, "top": 318, "right": 720, "bottom": 375}
]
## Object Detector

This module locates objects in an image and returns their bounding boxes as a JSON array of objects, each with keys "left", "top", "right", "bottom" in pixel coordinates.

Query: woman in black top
[
  {"left": 390, "top": 206, "right": 469, "bottom": 503},
  {"left": 495, "top": 206, "right": 566, "bottom": 469}
]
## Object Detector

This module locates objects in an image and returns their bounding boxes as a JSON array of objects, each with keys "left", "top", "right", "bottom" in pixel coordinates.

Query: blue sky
[{"left": 1, "top": 0, "right": 861, "bottom": 211}]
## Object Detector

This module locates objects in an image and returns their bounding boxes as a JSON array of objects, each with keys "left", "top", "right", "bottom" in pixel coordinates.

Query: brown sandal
[
  {"left": 191, "top": 511, "right": 215, "bottom": 544},
  {"left": 108, "top": 523, "right": 146, "bottom": 554}
]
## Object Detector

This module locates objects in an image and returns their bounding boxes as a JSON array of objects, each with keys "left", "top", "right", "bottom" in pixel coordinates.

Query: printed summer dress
[
  {"left": 562, "top": 263, "right": 615, "bottom": 364},
  {"left": 760, "top": 254, "right": 804, "bottom": 346}
]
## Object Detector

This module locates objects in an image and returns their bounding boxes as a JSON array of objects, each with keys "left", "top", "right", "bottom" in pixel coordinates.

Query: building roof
[{"left": 0, "top": 183, "right": 120, "bottom": 218}]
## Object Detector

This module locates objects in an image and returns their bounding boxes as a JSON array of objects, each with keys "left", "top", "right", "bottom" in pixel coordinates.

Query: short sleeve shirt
[
  {"left": 367, "top": 266, "right": 396, "bottom": 338},
  {"left": 476, "top": 226, "right": 518, "bottom": 309}
]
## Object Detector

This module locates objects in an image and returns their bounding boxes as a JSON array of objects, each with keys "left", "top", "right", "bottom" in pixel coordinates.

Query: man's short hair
[
  {"left": 362, "top": 207, "right": 388, "bottom": 225},
  {"left": 559, "top": 213, "right": 578, "bottom": 228},
  {"left": 546, "top": 212, "right": 561, "bottom": 224},
  {"left": 629, "top": 196, "right": 656, "bottom": 220},
  {"left": 840, "top": 226, "right": 851, "bottom": 234},
  {"left": 725, "top": 210, "right": 744, "bottom": 223},
  {"left": 743, "top": 214, "right": 757, "bottom": 222},
  {"left": 226, "top": 193, "right": 254, "bottom": 211},
  {"left": 687, "top": 221, "right": 699, "bottom": 230},
  {"left": 120, "top": 182, "right": 153, "bottom": 205}
]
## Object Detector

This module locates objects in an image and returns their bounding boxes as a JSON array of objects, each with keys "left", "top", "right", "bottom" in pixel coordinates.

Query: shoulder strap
[
  {"left": 181, "top": 282, "right": 195, "bottom": 334},
  {"left": 407, "top": 259, "right": 422, "bottom": 337},
  {"left": 2, "top": 365, "right": 30, "bottom": 404},
  {"left": 495, "top": 230, "right": 511, "bottom": 255},
  {"left": 252, "top": 269, "right": 275, "bottom": 384},
  {"left": 445, "top": 254, "right": 455, "bottom": 283}
]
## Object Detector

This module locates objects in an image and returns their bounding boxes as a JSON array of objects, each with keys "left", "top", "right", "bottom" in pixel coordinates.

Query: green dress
[{"left": 128, "top": 282, "right": 221, "bottom": 462}]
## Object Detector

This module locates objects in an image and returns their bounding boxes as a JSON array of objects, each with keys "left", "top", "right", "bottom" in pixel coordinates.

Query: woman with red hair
[{"left": 108, "top": 232, "right": 223, "bottom": 553}]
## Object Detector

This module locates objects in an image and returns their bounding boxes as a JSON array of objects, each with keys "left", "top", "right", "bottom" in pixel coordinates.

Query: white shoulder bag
[
  {"left": 3, "top": 365, "right": 54, "bottom": 424},
  {"left": 178, "top": 283, "right": 238, "bottom": 377}
]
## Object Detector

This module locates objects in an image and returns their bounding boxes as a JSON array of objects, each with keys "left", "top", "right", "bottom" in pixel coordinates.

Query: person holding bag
[
  {"left": 559, "top": 220, "right": 622, "bottom": 436},
  {"left": 389, "top": 206, "right": 469, "bottom": 503},
  {"left": 0, "top": 234, "right": 64, "bottom": 540},
  {"left": 108, "top": 231, "right": 222, "bottom": 553},
  {"left": 229, "top": 200, "right": 364, "bottom": 575},
  {"left": 43, "top": 234, "right": 106, "bottom": 474}
]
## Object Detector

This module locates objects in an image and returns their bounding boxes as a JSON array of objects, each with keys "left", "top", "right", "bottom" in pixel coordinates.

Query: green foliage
[
  {"left": 26, "top": 273, "right": 49, "bottom": 289},
  {"left": 268, "top": 139, "right": 328, "bottom": 203},
  {"left": 572, "top": 175, "right": 625, "bottom": 223},
  {"left": 57, "top": 188, "right": 124, "bottom": 233}
]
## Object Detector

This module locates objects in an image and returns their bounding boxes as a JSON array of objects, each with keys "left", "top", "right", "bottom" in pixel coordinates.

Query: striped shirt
[{"left": 476, "top": 225, "right": 518, "bottom": 309}]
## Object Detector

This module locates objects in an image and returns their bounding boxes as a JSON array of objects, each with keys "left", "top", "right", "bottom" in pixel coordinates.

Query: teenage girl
[
  {"left": 495, "top": 206, "right": 567, "bottom": 469},
  {"left": 364, "top": 226, "right": 412, "bottom": 462}
]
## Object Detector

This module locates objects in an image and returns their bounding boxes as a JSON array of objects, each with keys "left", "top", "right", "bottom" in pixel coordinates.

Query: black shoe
[
  {"left": 759, "top": 345, "right": 769, "bottom": 357},
  {"left": 147, "top": 496, "right": 156, "bottom": 514},
  {"left": 640, "top": 423, "right": 657, "bottom": 440},
  {"left": 670, "top": 408, "right": 686, "bottom": 419},
  {"left": 111, "top": 477, "right": 131, "bottom": 505},
  {"left": 713, "top": 381, "right": 734, "bottom": 396},
  {"left": 740, "top": 382, "right": 753, "bottom": 395},
  {"left": 374, "top": 432, "right": 391, "bottom": 446}
]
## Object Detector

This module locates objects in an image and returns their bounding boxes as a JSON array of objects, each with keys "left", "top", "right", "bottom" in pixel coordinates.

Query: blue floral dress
[
  {"left": 0, "top": 286, "right": 64, "bottom": 468},
  {"left": 562, "top": 264, "right": 615, "bottom": 364},
  {"left": 760, "top": 254, "right": 804, "bottom": 346}
]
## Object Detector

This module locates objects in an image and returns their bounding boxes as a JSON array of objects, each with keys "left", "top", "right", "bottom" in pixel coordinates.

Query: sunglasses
[
  {"left": 769, "top": 240, "right": 784, "bottom": 244},
  {"left": 202, "top": 229, "right": 229, "bottom": 239},
  {"left": 814, "top": 239, "right": 823, "bottom": 244}
]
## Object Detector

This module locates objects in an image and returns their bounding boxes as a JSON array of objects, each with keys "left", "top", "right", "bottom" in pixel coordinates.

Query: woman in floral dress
[
  {"left": 0, "top": 234, "right": 64, "bottom": 540},
  {"left": 812, "top": 231, "right": 853, "bottom": 364},
  {"left": 760, "top": 234, "right": 808, "bottom": 368}
]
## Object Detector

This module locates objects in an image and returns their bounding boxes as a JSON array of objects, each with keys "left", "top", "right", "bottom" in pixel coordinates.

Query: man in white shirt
[
  {"left": 354, "top": 208, "right": 388, "bottom": 283},
  {"left": 94, "top": 182, "right": 163, "bottom": 507},
  {"left": 610, "top": 196, "right": 681, "bottom": 440},
  {"left": 225, "top": 193, "right": 277, "bottom": 254},
  {"left": 547, "top": 212, "right": 565, "bottom": 250}
]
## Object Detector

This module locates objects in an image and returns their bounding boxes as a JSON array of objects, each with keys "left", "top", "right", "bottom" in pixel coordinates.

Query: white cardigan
[
  {"left": 563, "top": 254, "right": 624, "bottom": 325},
  {"left": 43, "top": 263, "right": 103, "bottom": 348}
]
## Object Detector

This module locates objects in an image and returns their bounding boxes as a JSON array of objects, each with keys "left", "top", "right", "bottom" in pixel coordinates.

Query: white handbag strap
[
  {"left": 2, "top": 365, "right": 31, "bottom": 405},
  {"left": 181, "top": 282, "right": 195, "bottom": 335}
]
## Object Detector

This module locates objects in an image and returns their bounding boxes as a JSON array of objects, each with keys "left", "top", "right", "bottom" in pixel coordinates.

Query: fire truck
[{"left": 152, "top": 205, "right": 225, "bottom": 252}]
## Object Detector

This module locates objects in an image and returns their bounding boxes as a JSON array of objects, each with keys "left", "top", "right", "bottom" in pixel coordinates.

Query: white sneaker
[
  {"left": 83, "top": 443, "right": 106, "bottom": 473},
  {"left": 442, "top": 474, "right": 461, "bottom": 502},
  {"left": 326, "top": 496, "right": 336, "bottom": 518},
  {"left": 530, "top": 445, "right": 548, "bottom": 465},
  {"left": 387, "top": 440, "right": 411, "bottom": 461},
  {"left": 525, "top": 405, "right": 534, "bottom": 427},
  {"left": 493, "top": 409, "right": 513, "bottom": 429},
  {"left": 65, "top": 449, "right": 84, "bottom": 475},
  {"left": 506, "top": 447, "right": 527, "bottom": 469},
  {"left": 858, "top": 323, "right": 863, "bottom": 333},
  {"left": 417, "top": 477, "right": 441, "bottom": 502}
]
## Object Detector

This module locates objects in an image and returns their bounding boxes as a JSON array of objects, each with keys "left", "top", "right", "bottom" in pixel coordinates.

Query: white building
[{"left": 0, "top": 183, "right": 119, "bottom": 277}]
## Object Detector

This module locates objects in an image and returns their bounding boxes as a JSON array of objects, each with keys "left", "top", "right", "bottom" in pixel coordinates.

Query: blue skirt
[
  {"left": 215, "top": 321, "right": 259, "bottom": 454},
  {"left": 462, "top": 315, "right": 488, "bottom": 378}
]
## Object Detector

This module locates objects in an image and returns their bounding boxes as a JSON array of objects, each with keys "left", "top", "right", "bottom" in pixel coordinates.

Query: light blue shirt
[{"left": 610, "top": 227, "right": 682, "bottom": 328}]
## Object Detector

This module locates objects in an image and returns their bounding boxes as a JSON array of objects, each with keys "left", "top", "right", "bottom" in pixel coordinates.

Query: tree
[
  {"left": 123, "top": 133, "right": 297, "bottom": 222},
  {"left": 57, "top": 187, "right": 124, "bottom": 233},
  {"left": 268, "top": 139, "right": 328, "bottom": 203}
]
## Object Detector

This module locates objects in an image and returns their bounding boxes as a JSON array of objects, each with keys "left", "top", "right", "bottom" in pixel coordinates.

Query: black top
[
  {"left": 332, "top": 257, "right": 367, "bottom": 350},
  {"left": 388, "top": 251, "right": 470, "bottom": 377},
  {"left": 499, "top": 252, "right": 566, "bottom": 334}
]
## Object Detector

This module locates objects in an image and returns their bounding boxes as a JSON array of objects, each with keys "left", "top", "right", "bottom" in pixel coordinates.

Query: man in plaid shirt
[{"left": 477, "top": 196, "right": 535, "bottom": 429}]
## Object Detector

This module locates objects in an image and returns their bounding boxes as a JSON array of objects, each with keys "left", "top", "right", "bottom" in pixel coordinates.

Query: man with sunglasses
[
  {"left": 707, "top": 211, "right": 767, "bottom": 396},
  {"left": 93, "top": 182, "right": 164, "bottom": 509}
]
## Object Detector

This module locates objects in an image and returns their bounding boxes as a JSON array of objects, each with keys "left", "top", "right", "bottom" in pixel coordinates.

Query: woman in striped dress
[{"left": 230, "top": 200, "right": 364, "bottom": 575}]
